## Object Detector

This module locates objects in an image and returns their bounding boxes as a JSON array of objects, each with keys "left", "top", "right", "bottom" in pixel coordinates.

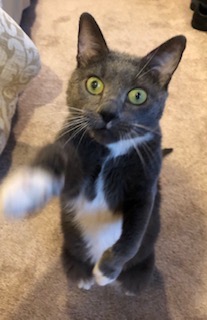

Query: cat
[{"left": 0, "top": 13, "right": 186, "bottom": 294}]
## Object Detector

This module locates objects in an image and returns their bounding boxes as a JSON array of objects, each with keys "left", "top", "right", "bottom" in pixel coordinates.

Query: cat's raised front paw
[{"left": 0, "top": 167, "right": 64, "bottom": 219}]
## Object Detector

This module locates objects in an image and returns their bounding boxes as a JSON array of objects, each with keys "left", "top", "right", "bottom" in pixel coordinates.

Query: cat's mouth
[
  {"left": 89, "top": 127, "right": 118, "bottom": 144},
  {"left": 85, "top": 111, "right": 142, "bottom": 145},
  {"left": 84, "top": 111, "right": 119, "bottom": 144}
]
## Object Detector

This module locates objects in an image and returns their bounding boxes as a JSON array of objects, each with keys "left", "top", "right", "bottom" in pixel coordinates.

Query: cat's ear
[
  {"left": 142, "top": 36, "right": 186, "bottom": 87},
  {"left": 77, "top": 13, "right": 109, "bottom": 67}
]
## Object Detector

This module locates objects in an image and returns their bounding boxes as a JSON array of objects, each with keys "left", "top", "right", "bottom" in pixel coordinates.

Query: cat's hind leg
[
  {"left": 62, "top": 246, "right": 94, "bottom": 290},
  {"left": 118, "top": 251, "right": 155, "bottom": 295},
  {"left": 78, "top": 278, "right": 95, "bottom": 290}
]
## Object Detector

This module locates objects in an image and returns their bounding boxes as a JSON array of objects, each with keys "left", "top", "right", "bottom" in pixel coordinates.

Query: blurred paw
[{"left": 0, "top": 167, "right": 64, "bottom": 219}]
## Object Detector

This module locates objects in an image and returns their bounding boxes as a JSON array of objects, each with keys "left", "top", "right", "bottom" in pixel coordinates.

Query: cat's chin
[{"left": 89, "top": 128, "right": 118, "bottom": 145}]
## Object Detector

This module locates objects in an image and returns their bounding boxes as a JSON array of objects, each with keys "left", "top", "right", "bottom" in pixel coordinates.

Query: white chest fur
[{"left": 72, "top": 170, "right": 122, "bottom": 264}]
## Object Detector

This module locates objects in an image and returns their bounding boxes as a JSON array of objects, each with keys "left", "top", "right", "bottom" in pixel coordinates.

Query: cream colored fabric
[
  {"left": 0, "top": 8, "right": 40, "bottom": 154},
  {"left": 0, "top": 0, "right": 30, "bottom": 23}
]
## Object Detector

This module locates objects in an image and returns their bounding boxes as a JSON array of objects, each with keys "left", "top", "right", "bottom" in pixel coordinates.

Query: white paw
[
  {"left": 93, "top": 263, "right": 114, "bottom": 286},
  {"left": 0, "top": 167, "right": 64, "bottom": 219},
  {"left": 78, "top": 279, "right": 94, "bottom": 290}
]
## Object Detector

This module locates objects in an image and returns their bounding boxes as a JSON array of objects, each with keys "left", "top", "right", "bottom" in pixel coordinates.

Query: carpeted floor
[{"left": 0, "top": 0, "right": 207, "bottom": 319}]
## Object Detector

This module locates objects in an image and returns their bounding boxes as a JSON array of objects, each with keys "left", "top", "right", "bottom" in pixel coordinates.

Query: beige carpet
[{"left": 0, "top": 0, "right": 207, "bottom": 319}]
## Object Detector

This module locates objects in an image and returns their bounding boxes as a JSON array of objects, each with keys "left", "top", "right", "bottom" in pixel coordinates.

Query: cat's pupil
[
  {"left": 91, "top": 81, "right": 98, "bottom": 89},
  {"left": 135, "top": 92, "right": 141, "bottom": 100}
]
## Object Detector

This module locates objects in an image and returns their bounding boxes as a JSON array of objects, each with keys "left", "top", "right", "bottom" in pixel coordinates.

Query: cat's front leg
[
  {"left": 0, "top": 143, "right": 66, "bottom": 219},
  {"left": 93, "top": 249, "right": 123, "bottom": 286},
  {"left": 93, "top": 191, "right": 155, "bottom": 286}
]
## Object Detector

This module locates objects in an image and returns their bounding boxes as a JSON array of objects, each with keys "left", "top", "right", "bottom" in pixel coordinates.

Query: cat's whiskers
[
  {"left": 117, "top": 122, "right": 160, "bottom": 141},
  {"left": 135, "top": 48, "right": 159, "bottom": 79},
  {"left": 62, "top": 117, "right": 86, "bottom": 129},
  {"left": 130, "top": 128, "right": 160, "bottom": 168},
  {"left": 60, "top": 123, "right": 85, "bottom": 138},
  {"left": 126, "top": 133, "right": 146, "bottom": 172},
  {"left": 61, "top": 116, "right": 87, "bottom": 131},
  {"left": 132, "top": 123, "right": 161, "bottom": 136},
  {"left": 117, "top": 122, "right": 136, "bottom": 139},
  {"left": 132, "top": 143, "right": 146, "bottom": 172},
  {"left": 41, "top": 107, "right": 83, "bottom": 118},
  {"left": 60, "top": 119, "right": 85, "bottom": 132},
  {"left": 65, "top": 113, "right": 85, "bottom": 121},
  {"left": 59, "top": 118, "right": 87, "bottom": 139},
  {"left": 68, "top": 106, "right": 84, "bottom": 113},
  {"left": 76, "top": 125, "right": 88, "bottom": 149},
  {"left": 131, "top": 129, "right": 153, "bottom": 162},
  {"left": 63, "top": 122, "right": 89, "bottom": 147},
  {"left": 142, "top": 141, "right": 154, "bottom": 162}
]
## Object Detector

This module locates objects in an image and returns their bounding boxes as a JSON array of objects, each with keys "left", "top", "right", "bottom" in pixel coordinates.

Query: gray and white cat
[{"left": 0, "top": 13, "right": 186, "bottom": 294}]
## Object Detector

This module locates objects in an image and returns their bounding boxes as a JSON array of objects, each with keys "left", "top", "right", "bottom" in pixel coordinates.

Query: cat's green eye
[
  {"left": 128, "top": 88, "right": 147, "bottom": 105},
  {"left": 86, "top": 77, "right": 104, "bottom": 95}
]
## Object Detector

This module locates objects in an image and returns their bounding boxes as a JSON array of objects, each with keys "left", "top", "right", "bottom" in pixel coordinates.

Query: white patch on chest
[
  {"left": 107, "top": 133, "right": 152, "bottom": 158},
  {"left": 72, "top": 168, "right": 122, "bottom": 264}
]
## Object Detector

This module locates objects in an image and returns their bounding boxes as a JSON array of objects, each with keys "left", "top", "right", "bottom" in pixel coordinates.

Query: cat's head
[{"left": 67, "top": 13, "right": 186, "bottom": 145}]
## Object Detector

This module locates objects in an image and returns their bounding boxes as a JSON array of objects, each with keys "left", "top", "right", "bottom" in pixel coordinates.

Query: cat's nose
[
  {"left": 99, "top": 110, "right": 116, "bottom": 124},
  {"left": 98, "top": 100, "right": 118, "bottom": 124}
]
